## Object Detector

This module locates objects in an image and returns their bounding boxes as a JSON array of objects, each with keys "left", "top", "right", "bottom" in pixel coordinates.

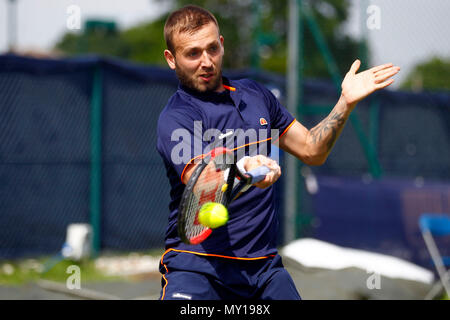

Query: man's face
[{"left": 165, "top": 22, "right": 224, "bottom": 93}]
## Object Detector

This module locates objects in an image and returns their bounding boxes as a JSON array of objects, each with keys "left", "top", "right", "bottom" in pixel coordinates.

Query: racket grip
[{"left": 247, "top": 166, "right": 271, "bottom": 184}]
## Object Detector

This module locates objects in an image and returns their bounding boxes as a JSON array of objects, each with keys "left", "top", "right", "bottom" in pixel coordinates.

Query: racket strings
[{"left": 184, "top": 161, "right": 228, "bottom": 240}]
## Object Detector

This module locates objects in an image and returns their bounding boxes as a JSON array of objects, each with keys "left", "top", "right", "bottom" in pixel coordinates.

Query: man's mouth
[{"left": 199, "top": 73, "right": 214, "bottom": 82}]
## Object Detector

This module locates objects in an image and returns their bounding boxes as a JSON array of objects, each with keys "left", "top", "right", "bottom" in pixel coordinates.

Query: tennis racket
[{"left": 178, "top": 147, "right": 270, "bottom": 245}]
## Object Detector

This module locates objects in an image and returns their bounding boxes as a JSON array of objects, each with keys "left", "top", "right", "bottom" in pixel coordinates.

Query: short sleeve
[{"left": 247, "top": 80, "right": 295, "bottom": 137}]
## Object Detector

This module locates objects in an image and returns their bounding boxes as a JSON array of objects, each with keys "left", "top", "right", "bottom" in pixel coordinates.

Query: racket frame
[{"left": 177, "top": 148, "right": 265, "bottom": 245}]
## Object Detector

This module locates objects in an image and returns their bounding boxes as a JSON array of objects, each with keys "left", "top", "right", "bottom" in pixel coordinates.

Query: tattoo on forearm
[{"left": 310, "top": 110, "right": 347, "bottom": 151}]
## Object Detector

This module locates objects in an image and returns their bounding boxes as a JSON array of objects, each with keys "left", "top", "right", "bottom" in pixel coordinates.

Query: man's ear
[
  {"left": 219, "top": 35, "right": 225, "bottom": 56},
  {"left": 164, "top": 49, "right": 176, "bottom": 70}
]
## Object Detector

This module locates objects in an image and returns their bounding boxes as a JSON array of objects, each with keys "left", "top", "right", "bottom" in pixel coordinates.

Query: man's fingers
[
  {"left": 349, "top": 59, "right": 361, "bottom": 75},
  {"left": 374, "top": 66, "right": 400, "bottom": 78},
  {"left": 254, "top": 169, "right": 280, "bottom": 188},
  {"left": 254, "top": 155, "right": 279, "bottom": 170},
  {"left": 250, "top": 157, "right": 281, "bottom": 189},
  {"left": 374, "top": 67, "right": 400, "bottom": 84},
  {"left": 371, "top": 63, "right": 394, "bottom": 73},
  {"left": 375, "top": 78, "right": 394, "bottom": 89}
]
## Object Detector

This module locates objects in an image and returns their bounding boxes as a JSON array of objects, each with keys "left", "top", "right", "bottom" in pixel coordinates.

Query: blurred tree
[
  {"left": 117, "top": 16, "right": 167, "bottom": 65},
  {"left": 54, "top": 0, "right": 361, "bottom": 78},
  {"left": 401, "top": 56, "right": 450, "bottom": 92},
  {"left": 55, "top": 17, "right": 168, "bottom": 65},
  {"left": 159, "top": 0, "right": 362, "bottom": 77}
]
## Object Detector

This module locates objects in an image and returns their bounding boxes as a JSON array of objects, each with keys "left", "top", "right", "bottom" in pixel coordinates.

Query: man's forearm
[{"left": 306, "top": 94, "right": 355, "bottom": 164}]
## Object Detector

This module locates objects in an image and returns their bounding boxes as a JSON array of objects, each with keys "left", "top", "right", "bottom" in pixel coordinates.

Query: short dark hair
[{"left": 164, "top": 5, "right": 219, "bottom": 54}]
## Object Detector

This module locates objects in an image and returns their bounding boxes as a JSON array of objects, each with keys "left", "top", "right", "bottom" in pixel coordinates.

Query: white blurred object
[
  {"left": 301, "top": 166, "right": 319, "bottom": 194},
  {"left": 95, "top": 254, "right": 160, "bottom": 276},
  {"left": 281, "top": 238, "right": 434, "bottom": 284},
  {"left": 61, "top": 224, "right": 93, "bottom": 261},
  {"left": 2, "top": 263, "right": 15, "bottom": 275}
]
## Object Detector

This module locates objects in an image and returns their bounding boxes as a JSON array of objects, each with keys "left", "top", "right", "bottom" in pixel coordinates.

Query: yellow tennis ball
[{"left": 198, "top": 202, "right": 229, "bottom": 229}]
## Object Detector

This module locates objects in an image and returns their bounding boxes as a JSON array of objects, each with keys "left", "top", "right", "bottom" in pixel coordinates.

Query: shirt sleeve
[
  {"left": 156, "top": 104, "right": 210, "bottom": 180},
  {"left": 248, "top": 80, "right": 295, "bottom": 137}
]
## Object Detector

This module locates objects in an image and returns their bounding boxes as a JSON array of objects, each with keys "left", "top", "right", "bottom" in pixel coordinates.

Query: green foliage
[
  {"left": 301, "top": 1, "right": 361, "bottom": 77},
  {"left": 54, "top": 0, "right": 362, "bottom": 77},
  {"left": 401, "top": 56, "right": 450, "bottom": 92},
  {"left": 56, "top": 16, "right": 168, "bottom": 66},
  {"left": 117, "top": 16, "right": 168, "bottom": 65},
  {"left": 57, "top": 24, "right": 124, "bottom": 58}
]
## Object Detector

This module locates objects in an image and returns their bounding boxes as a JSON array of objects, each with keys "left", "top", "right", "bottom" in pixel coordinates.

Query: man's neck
[{"left": 214, "top": 78, "right": 225, "bottom": 93}]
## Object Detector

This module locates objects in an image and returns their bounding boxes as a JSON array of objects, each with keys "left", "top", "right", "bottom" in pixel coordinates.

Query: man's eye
[
  {"left": 188, "top": 51, "right": 199, "bottom": 57},
  {"left": 209, "top": 46, "right": 218, "bottom": 53}
]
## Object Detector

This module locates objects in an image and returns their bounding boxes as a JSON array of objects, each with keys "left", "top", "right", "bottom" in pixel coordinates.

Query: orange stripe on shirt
[
  {"left": 231, "top": 137, "right": 272, "bottom": 152},
  {"left": 162, "top": 248, "right": 275, "bottom": 261},
  {"left": 160, "top": 274, "right": 168, "bottom": 300},
  {"left": 159, "top": 249, "right": 172, "bottom": 300},
  {"left": 272, "top": 119, "right": 296, "bottom": 144},
  {"left": 179, "top": 124, "right": 297, "bottom": 183},
  {"left": 179, "top": 137, "right": 274, "bottom": 183},
  {"left": 180, "top": 153, "right": 206, "bottom": 183},
  {"left": 159, "top": 248, "right": 275, "bottom": 299}
]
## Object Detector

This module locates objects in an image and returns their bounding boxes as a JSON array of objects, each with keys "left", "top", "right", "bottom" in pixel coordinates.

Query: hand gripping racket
[{"left": 178, "top": 147, "right": 270, "bottom": 245}]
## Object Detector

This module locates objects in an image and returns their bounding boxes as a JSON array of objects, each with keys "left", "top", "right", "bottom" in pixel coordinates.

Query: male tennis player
[{"left": 156, "top": 5, "right": 399, "bottom": 300}]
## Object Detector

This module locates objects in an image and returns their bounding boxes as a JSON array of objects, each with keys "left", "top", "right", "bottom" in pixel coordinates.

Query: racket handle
[{"left": 246, "top": 166, "right": 270, "bottom": 184}]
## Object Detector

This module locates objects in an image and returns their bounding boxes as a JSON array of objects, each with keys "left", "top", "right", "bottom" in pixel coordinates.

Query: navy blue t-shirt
[{"left": 156, "top": 77, "right": 295, "bottom": 258}]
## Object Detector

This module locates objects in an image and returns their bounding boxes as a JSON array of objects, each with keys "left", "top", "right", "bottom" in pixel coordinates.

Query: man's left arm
[{"left": 279, "top": 59, "right": 400, "bottom": 165}]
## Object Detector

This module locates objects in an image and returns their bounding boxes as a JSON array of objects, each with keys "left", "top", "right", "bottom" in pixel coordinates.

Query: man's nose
[{"left": 200, "top": 50, "right": 213, "bottom": 68}]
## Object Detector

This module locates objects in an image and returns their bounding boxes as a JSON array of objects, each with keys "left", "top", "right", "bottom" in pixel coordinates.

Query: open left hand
[{"left": 341, "top": 60, "right": 400, "bottom": 107}]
